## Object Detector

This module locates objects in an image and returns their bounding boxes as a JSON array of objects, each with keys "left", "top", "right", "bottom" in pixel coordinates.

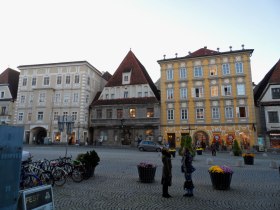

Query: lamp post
[{"left": 58, "top": 115, "right": 74, "bottom": 156}]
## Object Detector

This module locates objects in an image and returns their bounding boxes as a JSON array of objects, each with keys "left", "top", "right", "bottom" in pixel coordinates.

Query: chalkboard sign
[{"left": 19, "top": 185, "right": 54, "bottom": 210}]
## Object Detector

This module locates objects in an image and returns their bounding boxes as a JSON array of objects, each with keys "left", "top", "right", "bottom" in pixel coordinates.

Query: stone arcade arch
[{"left": 31, "top": 127, "right": 47, "bottom": 144}]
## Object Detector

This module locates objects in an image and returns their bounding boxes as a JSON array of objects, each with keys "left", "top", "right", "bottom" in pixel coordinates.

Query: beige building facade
[{"left": 14, "top": 61, "right": 106, "bottom": 145}]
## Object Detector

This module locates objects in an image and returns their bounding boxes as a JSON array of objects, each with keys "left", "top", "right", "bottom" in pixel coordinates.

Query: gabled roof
[
  {"left": 254, "top": 59, "right": 280, "bottom": 105},
  {"left": 102, "top": 71, "right": 112, "bottom": 81},
  {"left": 0, "top": 68, "right": 20, "bottom": 100},
  {"left": 105, "top": 50, "right": 160, "bottom": 100},
  {"left": 187, "top": 48, "right": 219, "bottom": 57}
]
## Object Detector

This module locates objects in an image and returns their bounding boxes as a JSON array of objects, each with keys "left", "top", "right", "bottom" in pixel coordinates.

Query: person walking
[
  {"left": 211, "top": 142, "right": 217, "bottom": 156},
  {"left": 161, "top": 148, "right": 172, "bottom": 198},
  {"left": 181, "top": 147, "right": 195, "bottom": 197}
]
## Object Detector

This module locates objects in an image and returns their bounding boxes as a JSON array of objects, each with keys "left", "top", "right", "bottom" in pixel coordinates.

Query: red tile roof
[
  {"left": 92, "top": 97, "right": 159, "bottom": 106},
  {"left": 105, "top": 50, "right": 160, "bottom": 100},
  {"left": 254, "top": 59, "right": 280, "bottom": 104},
  {"left": 188, "top": 47, "right": 218, "bottom": 57},
  {"left": 0, "top": 68, "right": 20, "bottom": 100}
]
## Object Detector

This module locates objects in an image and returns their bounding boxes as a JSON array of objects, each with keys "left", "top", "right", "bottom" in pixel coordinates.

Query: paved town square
[{"left": 24, "top": 145, "right": 280, "bottom": 210}]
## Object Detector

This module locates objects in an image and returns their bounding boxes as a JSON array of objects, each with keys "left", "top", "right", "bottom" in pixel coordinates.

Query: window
[
  {"left": 212, "top": 107, "right": 220, "bottom": 119},
  {"left": 39, "top": 93, "right": 46, "bottom": 103},
  {"left": 138, "top": 92, "right": 142, "bottom": 97},
  {"left": 72, "top": 112, "right": 77, "bottom": 121},
  {"left": 22, "top": 78, "right": 27, "bottom": 86},
  {"left": 237, "top": 107, "right": 247, "bottom": 118},
  {"left": 1, "top": 106, "right": 6, "bottom": 115},
  {"left": 37, "top": 111, "right": 43, "bottom": 121},
  {"left": 54, "top": 93, "right": 61, "bottom": 103},
  {"left": 66, "top": 75, "right": 71, "bottom": 84},
  {"left": 194, "top": 66, "right": 203, "bottom": 77},
  {"left": 129, "top": 108, "right": 136, "bottom": 118},
  {"left": 29, "top": 94, "right": 33, "bottom": 104},
  {"left": 53, "top": 112, "right": 58, "bottom": 120},
  {"left": 28, "top": 112, "right": 32, "bottom": 121},
  {"left": 196, "top": 108, "right": 204, "bottom": 119},
  {"left": 105, "top": 94, "right": 109, "bottom": 99},
  {"left": 124, "top": 91, "right": 128, "bottom": 98},
  {"left": 222, "top": 85, "right": 232, "bottom": 96},
  {"left": 180, "top": 88, "right": 187, "bottom": 99},
  {"left": 167, "top": 89, "right": 174, "bottom": 100},
  {"left": 235, "top": 62, "right": 243, "bottom": 74},
  {"left": 222, "top": 63, "right": 230, "bottom": 75},
  {"left": 43, "top": 77, "right": 49, "bottom": 86},
  {"left": 117, "top": 109, "right": 123, "bottom": 119},
  {"left": 18, "top": 112, "right": 24, "bottom": 122},
  {"left": 209, "top": 65, "right": 217, "bottom": 76},
  {"left": 74, "top": 75, "right": 79, "bottom": 84},
  {"left": 180, "top": 67, "right": 187, "bottom": 79},
  {"left": 87, "top": 77, "right": 90, "bottom": 85},
  {"left": 106, "top": 109, "right": 112, "bottom": 119},
  {"left": 85, "top": 95, "right": 89, "bottom": 103},
  {"left": 111, "top": 94, "right": 114, "bottom": 99},
  {"left": 237, "top": 84, "right": 245, "bottom": 96},
  {"left": 32, "top": 77, "right": 36, "bottom": 86},
  {"left": 181, "top": 109, "right": 188, "bottom": 120},
  {"left": 63, "top": 94, "right": 70, "bottom": 103},
  {"left": 97, "top": 109, "right": 102, "bottom": 119},
  {"left": 63, "top": 112, "right": 68, "bottom": 118},
  {"left": 57, "top": 75, "right": 62, "bottom": 85},
  {"left": 272, "top": 88, "right": 280, "bottom": 99},
  {"left": 167, "top": 109, "right": 174, "bottom": 120},
  {"left": 20, "top": 95, "right": 25, "bottom": 104},
  {"left": 225, "top": 107, "right": 234, "bottom": 119},
  {"left": 73, "top": 93, "right": 79, "bottom": 102},
  {"left": 122, "top": 73, "right": 131, "bottom": 84},
  {"left": 166, "top": 69, "right": 173, "bottom": 80},
  {"left": 144, "top": 92, "right": 148, "bottom": 97},
  {"left": 146, "top": 108, "right": 154, "bottom": 118},
  {"left": 0, "top": 91, "right": 4, "bottom": 98},
  {"left": 268, "top": 111, "right": 279, "bottom": 123},
  {"left": 124, "top": 75, "right": 128, "bottom": 81},
  {"left": 211, "top": 86, "right": 218, "bottom": 97},
  {"left": 192, "top": 87, "right": 204, "bottom": 98}
]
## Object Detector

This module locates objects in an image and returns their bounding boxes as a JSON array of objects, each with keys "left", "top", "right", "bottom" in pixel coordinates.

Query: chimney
[
  {"left": 217, "top": 48, "right": 220, "bottom": 52},
  {"left": 163, "top": 55, "right": 166, "bottom": 60},
  {"left": 242, "top": 44, "right": 245, "bottom": 50},
  {"left": 175, "top": 53, "right": 178, "bottom": 58},
  {"left": 204, "top": 46, "right": 207, "bottom": 49},
  {"left": 229, "top": 46, "right": 232, "bottom": 51}
]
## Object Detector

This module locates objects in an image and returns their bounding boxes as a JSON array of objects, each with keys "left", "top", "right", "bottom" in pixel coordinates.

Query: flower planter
[
  {"left": 244, "top": 156, "right": 254, "bottom": 165},
  {"left": 137, "top": 166, "right": 156, "bottom": 183},
  {"left": 196, "top": 150, "right": 202, "bottom": 155},
  {"left": 209, "top": 172, "right": 233, "bottom": 190}
]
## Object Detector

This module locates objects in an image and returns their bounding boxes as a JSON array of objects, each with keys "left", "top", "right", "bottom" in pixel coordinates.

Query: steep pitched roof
[
  {"left": 0, "top": 68, "right": 20, "bottom": 100},
  {"left": 254, "top": 59, "right": 280, "bottom": 105},
  {"left": 105, "top": 50, "right": 160, "bottom": 100}
]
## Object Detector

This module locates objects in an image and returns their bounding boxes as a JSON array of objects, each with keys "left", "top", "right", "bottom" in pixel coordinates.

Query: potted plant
[
  {"left": 196, "top": 148, "right": 203, "bottom": 155},
  {"left": 76, "top": 149, "right": 100, "bottom": 178},
  {"left": 232, "top": 139, "right": 242, "bottom": 156},
  {"left": 179, "top": 135, "right": 195, "bottom": 157},
  {"left": 208, "top": 165, "right": 233, "bottom": 190},
  {"left": 242, "top": 153, "right": 255, "bottom": 165},
  {"left": 137, "top": 161, "right": 157, "bottom": 183}
]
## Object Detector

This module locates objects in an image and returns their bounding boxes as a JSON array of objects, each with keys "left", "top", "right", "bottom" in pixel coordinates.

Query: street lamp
[{"left": 58, "top": 115, "right": 74, "bottom": 156}]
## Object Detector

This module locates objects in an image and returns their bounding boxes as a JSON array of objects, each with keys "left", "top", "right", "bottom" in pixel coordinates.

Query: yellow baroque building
[{"left": 157, "top": 46, "right": 256, "bottom": 150}]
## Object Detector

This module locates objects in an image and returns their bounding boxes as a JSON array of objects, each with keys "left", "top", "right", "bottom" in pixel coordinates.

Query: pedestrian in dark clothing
[
  {"left": 211, "top": 142, "right": 217, "bottom": 156},
  {"left": 181, "top": 147, "right": 195, "bottom": 197},
  {"left": 161, "top": 148, "right": 172, "bottom": 198}
]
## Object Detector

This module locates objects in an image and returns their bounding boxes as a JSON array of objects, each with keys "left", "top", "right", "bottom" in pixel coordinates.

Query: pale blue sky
[{"left": 0, "top": 0, "right": 279, "bottom": 84}]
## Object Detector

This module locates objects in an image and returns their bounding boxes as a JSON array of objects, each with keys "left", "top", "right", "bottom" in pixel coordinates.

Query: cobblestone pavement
[{"left": 26, "top": 146, "right": 280, "bottom": 210}]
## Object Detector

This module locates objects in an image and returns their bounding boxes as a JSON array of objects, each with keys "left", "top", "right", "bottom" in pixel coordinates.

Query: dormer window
[{"left": 122, "top": 72, "right": 131, "bottom": 85}]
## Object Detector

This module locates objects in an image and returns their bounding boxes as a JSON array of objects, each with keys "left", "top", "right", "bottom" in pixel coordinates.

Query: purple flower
[
  {"left": 138, "top": 161, "right": 157, "bottom": 168},
  {"left": 220, "top": 165, "right": 233, "bottom": 174}
]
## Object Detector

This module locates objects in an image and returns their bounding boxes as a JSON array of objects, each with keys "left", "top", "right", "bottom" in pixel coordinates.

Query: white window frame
[
  {"left": 225, "top": 107, "right": 234, "bottom": 119},
  {"left": 192, "top": 87, "right": 204, "bottom": 98},
  {"left": 180, "top": 88, "right": 187, "bottom": 99},
  {"left": 63, "top": 93, "right": 70, "bottom": 104},
  {"left": 181, "top": 109, "right": 188, "bottom": 120},
  {"left": 166, "top": 69, "right": 173, "bottom": 80},
  {"left": 43, "top": 77, "right": 50, "bottom": 86},
  {"left": 222, "top": 63, "right": 230, "bottom": 75},
  {"left": 65, "top": 75, "right": 71, "bottom": 84},
  {"left": 237, "top": 84, "right": 245, "bottom": 96},
  {"left": 22, "top": 78, "right": 27, "bottom": 86},
  {"left": 167, "top": 89, "right": 174, "bottom": 100},
  {"left": 212, "top": 107, "right": 220, "bottom": 119},
  {"left": 194, "top": 66, "right": 203, "bottom": 77},
  {"left": 235, "top": 62, "right": 243, "bottom": 74},
  {"left": 39, "top": 93, "right": 46, "bottom": 103},
  {"left": 18, "top": 112, "right": 24, "bottom": 122},
  {"left": 167, "top": 109, "right": 174, "bottom": 120},
  {"left": 37, "top": 111, "right": 44, "bottom": 121},
  {"left": 196, "top": 108, "right": 204, "bottom": 119},
  {"left": 180, "top": 67, "right": 187, "bottom": 79},
  {"left": 222, "top": 85, "right": 232, "bottom": 96},
  {"left": 74, "top": 75, "right": 80, "bottom": 84},
  {"left": 57, "top": 75, "right": 62, "bottom": 85},
  {"left": 73, "top": 93, "right": 79, "bottom": 103},
  {"left": 236, "top": 106, "right": 247, "bottom": 118}
]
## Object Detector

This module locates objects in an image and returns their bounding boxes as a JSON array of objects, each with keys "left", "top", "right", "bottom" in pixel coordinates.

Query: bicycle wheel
[
  {"left": 52, "top": 168, "right": 67, "bottom": 186},
  {"left": 71, "top": 167, "right": 83, "bottom": 183},
  {"left": 22, "top": 174, "right": 42, "bottom": 189},
  {"left": 40, "top": 171, "right": 54, "bottom": 186}
]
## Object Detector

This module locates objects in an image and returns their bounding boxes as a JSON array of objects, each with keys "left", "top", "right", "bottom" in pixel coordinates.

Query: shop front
[{"left": 269, "top": 131, "right": 280, "bottom": 149}]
